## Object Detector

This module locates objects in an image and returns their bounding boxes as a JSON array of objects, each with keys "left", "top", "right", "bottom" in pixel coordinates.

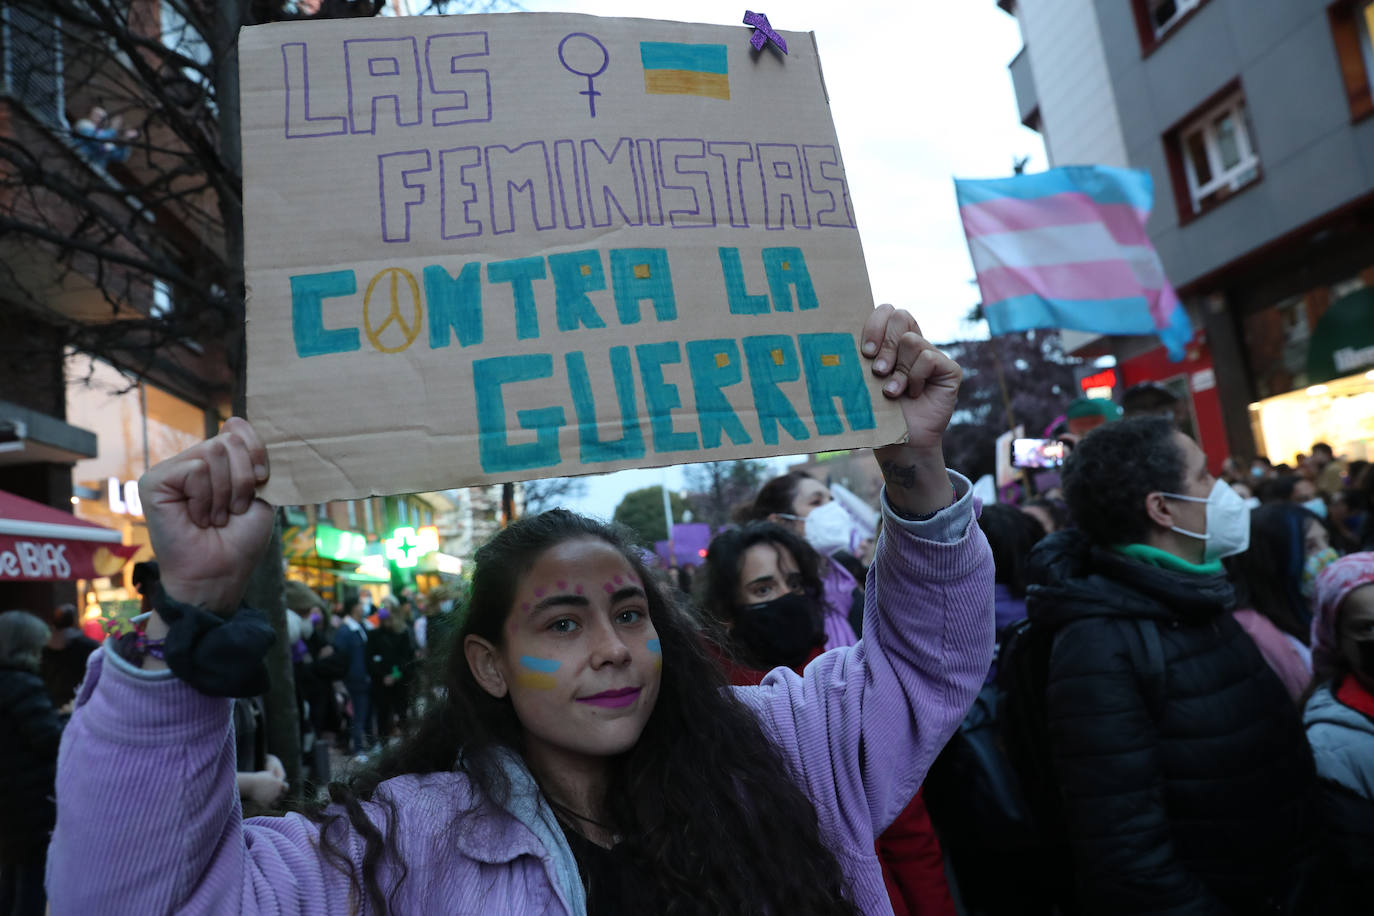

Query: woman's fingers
[
  {"left": 863, "top": 304, "right": 929, "bottom": 379},
  {"left": 223, "top": 428, "right": 260, "bottom": 517},
  {"left": 223, "top": 417, "right": 269, "bottom": 484},
  {"left": 203, "top": 437, "right": 233, "bottom": 528},
  {"left": 180, "top": 457, "right": 214, "bottom": 529},
  {"left": 863, "top": 303, "right": 904, "bottom": 374}
]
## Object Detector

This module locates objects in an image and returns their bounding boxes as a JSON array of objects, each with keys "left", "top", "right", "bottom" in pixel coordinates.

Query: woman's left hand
[{"left": 862, "top": 304, "right": 963, "bottom": 516}]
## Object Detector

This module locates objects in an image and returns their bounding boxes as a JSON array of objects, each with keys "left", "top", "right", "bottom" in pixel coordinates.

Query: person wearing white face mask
[
  {"left": 742, "top": 472, "right": 872, "bottom": 648},
  {"left": 1022, "top": 416, "right": 1320, "bottom": 915}
]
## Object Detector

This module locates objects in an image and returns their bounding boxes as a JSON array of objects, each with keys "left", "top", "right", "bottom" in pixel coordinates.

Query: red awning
[{"left": 0, "top": 489, "right": 139, "bottom": 581}]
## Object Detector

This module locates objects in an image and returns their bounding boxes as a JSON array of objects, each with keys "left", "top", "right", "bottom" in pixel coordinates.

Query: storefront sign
[
  {"left": 0, "top": 536, "right": 138, "bottom": 581},
  {"left": 1307, "top": 288, "right": 1374, "bottom": 384},
  {"left": 107, "top": 477, "right": 143, "bottom": 516},
  {"left": 241, "top": 13, "right": 900, "bottom": 505},
  {"left": 384, "top": 525, "right": 440, "bottom": 568},
  {"left": 1078, "top": 368, "right": 1117, "bottom": 395},
  {"left": 315, "top": 523, "right": 368, "bottom": 563}
]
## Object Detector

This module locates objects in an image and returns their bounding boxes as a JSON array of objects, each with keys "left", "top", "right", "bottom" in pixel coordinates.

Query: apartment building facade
[{"left": 1003, "top": 0, "right": 1374, "bottom": 467}]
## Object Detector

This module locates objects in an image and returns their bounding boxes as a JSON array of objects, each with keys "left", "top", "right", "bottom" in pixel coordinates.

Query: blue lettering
[
  {"left": 635, "top": 342, "right": 699, "bottom": 453},
  {"left": 718, "top": 247, "right": 769, "bottom": 315},
  {"left": 685, "top": 339, "right": 751, "bottom": 449},
  {"left": 566, "top": 348, "right": 646, "bottom": 462},
  {"left": 761, "top": 247, "right": 818, "bottom": 312},
  {"left": 799, "top": 333, "right": 875, "bottom": 435},
  {"left": 547, "top": 251, "right": 608, "bottom": 332},
  {"left": 290, "top": 270, "right": 360, "bottom": 358},
  {"left": 609, "top": 249, "right": 676, "bottom": 325},
  {"left": 486, "top": 257, "right": 545, "bottom": 340},
  {"left": 742, "top": 335, "right": 810, "bottom": 445},
  {"left": 425, "top": 262, "right": 483, "bottom": 348},
  {"left": 472, "top": 354, "right": 564, "bottom": 472}
]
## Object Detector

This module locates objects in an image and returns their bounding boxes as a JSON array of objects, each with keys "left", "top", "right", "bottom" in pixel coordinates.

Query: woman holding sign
[{"left": 47, "top": 305, "right": 994, "bottom": 915}]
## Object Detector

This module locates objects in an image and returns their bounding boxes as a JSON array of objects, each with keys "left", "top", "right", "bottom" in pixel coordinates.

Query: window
[
  {"left": 315, "top": 503, "right": 329, "bottom": 525},
  {"left": 1148, "top": 0, "right": 1201, "bottom": 38},
  {"left": 2, "top": 3, "right": 65, "bottom": 128},
  {"left": 1170, "top": 91, "right": 1261, "bottom": 218},
  {"left": 347, "top": 500, "right": 358, "bottom": 529},
  {"left": 1361, "top": 1, "right": 1374, "bottom": 76},
  {"left": 1132, "top": 0, "right": 1209, "bottom": 53},
  {"left": 160, "top": 1, "right": 213, "bottom": 101},
  {"left": 1330, "top": 1, "right": 1374, "bottom": 122}
]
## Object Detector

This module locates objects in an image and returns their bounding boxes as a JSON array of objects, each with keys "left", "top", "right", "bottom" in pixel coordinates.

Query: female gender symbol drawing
[{"left": 558, "top": 32, "right": 609, "bottom": 118}]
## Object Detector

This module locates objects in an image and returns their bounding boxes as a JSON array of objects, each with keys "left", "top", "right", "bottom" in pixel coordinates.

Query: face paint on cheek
[
  {"left": 647, "top": 638, "right": 662, "bottom": 672},
  {"left": 515, "top": 655, "right": 560, "bottom": 690}
]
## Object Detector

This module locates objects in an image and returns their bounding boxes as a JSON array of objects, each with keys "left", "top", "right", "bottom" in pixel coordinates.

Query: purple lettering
[
  {"left": 757, "top": 143, "right": 810, "bottom": 230},
  {"left": 425, "top": 32, "right": 492, "bottom": 127},
  {"left": 439, "top": 146, "right": 483, "bottom": 240},
  {"left": 344, "top": 37, "right": 422, "bottom": 134},
  {"left": 706, "top": 141, "right": 754, "bottom": 229},
  {"left": 804, "top": 144, "right": 857, "bottom": 228},
  {"left": 282, "top": 42, "right": 346, "bottom": 139},
  {"left": 581, "top": 138, "right": 642, "bottom": 228},
  {"left": 485, "top": 142, "right": 555, "bottom": 234}
]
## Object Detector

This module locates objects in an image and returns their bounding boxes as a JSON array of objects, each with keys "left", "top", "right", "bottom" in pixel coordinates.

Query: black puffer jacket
[
  {"left": 0, "top": 666, "right": 64, "bottom": 862},
  {"left": 1026, "top": 531, "right": 1316, "bottom": 915}
]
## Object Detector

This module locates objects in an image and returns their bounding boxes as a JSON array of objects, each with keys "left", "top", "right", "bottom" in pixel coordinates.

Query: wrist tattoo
[{"left": 880, "top": 460, "right": 917, "bottom": 490}]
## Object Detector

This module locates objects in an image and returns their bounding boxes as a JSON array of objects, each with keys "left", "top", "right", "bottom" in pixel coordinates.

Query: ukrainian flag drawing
[{"left": 640, "top": 42, "right": 729, "bottom": 100}]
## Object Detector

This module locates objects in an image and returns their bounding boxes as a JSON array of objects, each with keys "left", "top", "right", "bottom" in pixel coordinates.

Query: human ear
[
  {"left": 464, "top": 635, "right": 509, "bottom": 699},
  {"left": 1144, "top": 492, "right": 1173, "bottom": 530}
]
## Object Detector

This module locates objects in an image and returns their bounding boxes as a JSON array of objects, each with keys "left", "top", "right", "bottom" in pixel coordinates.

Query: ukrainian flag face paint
[
  {"left": 515, "top": 655, "right": 561, "bottom": 690},
  {"left": 496, "top": 537, "right": 663, "bottom": 763}
]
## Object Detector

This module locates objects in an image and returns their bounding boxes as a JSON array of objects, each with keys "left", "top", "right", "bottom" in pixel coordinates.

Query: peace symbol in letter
[{"left": 363, "top": 267, "right": 422, "bottom": 353}]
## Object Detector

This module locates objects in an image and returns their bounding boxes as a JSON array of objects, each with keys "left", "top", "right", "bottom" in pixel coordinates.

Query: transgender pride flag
[{"left": 955, "top": 165, "right": 1193, "bottom": 360}]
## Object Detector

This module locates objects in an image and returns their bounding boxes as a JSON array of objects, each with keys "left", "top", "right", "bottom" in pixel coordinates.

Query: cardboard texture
[{"left": 241, "top": 12, "right": 903, "bottom": 504}]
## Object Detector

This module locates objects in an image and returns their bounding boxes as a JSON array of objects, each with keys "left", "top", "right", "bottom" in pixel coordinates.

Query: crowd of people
[{"left": 4, "top": 315, "right": 1373, "bottom": 913}]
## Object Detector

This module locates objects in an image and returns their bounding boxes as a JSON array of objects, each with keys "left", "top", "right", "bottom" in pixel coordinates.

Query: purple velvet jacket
[{"left": 47, "top": 473, "right": 993, "bottom": 915}]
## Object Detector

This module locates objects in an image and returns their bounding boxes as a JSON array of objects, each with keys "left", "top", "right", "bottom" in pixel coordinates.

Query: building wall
[
  {"left": 1092, "top": 0, "right": 1374, "bottom": 288},
  {"left": 1016, "top": 0, "right": 1130, "bottom": 168}
]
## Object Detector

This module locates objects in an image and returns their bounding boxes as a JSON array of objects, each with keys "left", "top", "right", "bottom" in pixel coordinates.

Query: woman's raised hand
[
  {"left": 138, "top": 417, "right": 274, "bottom": 615},
  {"left": 862, "top": 305, "right": 963, "bottom": 516}
]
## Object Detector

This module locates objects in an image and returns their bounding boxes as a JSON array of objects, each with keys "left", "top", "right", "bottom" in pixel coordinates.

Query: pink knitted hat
[{"left": 1310, "top": 552, "right": 1374, "bottom": 677}]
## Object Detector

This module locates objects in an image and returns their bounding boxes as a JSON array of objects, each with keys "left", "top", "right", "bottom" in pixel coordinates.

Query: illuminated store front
[
  {"left": 1246, "top": 285, "right": 1374, "bottom": 465},
  {"left": 63, "top": 353, "right": 213, "bottom": 625}
]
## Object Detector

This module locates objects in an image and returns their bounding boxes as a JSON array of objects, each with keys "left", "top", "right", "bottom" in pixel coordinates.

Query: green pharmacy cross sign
[{"left": 384, "top": 526, "right": 440, "bottom": 569}]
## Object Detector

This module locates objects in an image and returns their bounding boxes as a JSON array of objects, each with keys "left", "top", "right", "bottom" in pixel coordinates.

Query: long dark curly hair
[{"left": 309, "top": 509, "right": 859, "bottom": 915}]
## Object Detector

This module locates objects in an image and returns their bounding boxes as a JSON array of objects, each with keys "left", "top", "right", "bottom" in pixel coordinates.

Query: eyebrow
[
  {"left": 529, "top": 586, "right": 645, "bottom": 615},
  {"left": 745, "top": 574, "right": 778, "bottom": 589}
]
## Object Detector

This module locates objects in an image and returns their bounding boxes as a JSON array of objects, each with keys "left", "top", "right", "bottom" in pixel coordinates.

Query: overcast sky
[{"left": 506, "top": 0, "right": 1047, "bottom": 519}]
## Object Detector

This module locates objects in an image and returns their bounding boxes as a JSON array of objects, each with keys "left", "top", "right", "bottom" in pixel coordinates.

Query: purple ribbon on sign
[{"left": 743, "top": 10, "right": 787, "bottom": 54}]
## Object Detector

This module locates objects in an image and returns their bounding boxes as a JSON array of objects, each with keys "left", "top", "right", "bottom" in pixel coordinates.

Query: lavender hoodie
[{"left": 48, "top": 472, "right": 993, "bottom": 915}]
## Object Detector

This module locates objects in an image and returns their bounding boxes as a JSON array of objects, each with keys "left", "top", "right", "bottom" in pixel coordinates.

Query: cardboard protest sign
[{"left": 241, "top": 13, "right": 904, "bottom": 505}]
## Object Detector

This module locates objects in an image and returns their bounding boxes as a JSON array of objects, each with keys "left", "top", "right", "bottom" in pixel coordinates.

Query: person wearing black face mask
[
  {"left": 701, "top": 523, "right": 959, "bottom": 916},
  {"left": 701, "top": 523, "right": 827, "bottom": 676},
  {"left": 1304, "top": 552, "right": 1374, "bottom": 914}
]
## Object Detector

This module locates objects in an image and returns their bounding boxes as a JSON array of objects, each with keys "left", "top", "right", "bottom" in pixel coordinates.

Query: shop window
[
  {"left": 314, "top": 503, "right": 328, "bottom": 525},
  {"left": 1329, "top": 0, "right": 1374, "bottom": 122},
  {"left": 1131, "top": 0, "right": 1209, "bottom": 54},
  {"left": 3, "top": 3, "right": 66, "bottom": 129},
  {"left": 1164, "top": 85, "right": 1261, "bottom": 223},
  {"left": 347, "top": 500, "right": 358, "bottom": 529}
]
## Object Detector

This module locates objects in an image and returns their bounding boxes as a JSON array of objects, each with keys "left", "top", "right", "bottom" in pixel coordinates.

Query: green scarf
[{"left": 1112, "top": 542, "right": 1224, "bottom": 577}]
